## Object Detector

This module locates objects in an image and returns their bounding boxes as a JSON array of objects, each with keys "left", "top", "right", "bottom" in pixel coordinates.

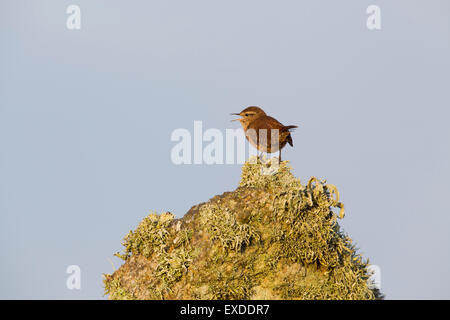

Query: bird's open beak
[{"left": 230, "top": 113, "right": 242, "bottom": 122}]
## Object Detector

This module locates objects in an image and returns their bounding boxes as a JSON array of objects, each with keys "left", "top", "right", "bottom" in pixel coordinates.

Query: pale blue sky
[{"left": 1, "top": 0, "right": 449, "bottom": 299}]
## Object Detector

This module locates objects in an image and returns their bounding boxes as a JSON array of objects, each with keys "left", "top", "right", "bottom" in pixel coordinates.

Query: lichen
[{"left": 103, "top": 157, "right": 383, "bottom": 300}]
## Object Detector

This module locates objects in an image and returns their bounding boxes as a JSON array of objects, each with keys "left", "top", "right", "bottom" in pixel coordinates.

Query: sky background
[{"left": 1, "top": 0, "right": 449, "bottom": 299}]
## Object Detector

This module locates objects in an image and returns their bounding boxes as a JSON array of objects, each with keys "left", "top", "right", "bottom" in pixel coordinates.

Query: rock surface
[{"left": 103, "top": 158, "right": 383, "bottom": 300}]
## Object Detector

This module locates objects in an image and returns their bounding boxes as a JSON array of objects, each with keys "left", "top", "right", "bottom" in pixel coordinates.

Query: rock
[{"left": 103, "top": 157, "right": 383, "bottom": 300}]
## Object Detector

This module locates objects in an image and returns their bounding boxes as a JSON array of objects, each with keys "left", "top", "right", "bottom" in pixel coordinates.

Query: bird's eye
[{"left": 245, "top": 113, "right": 249, "bottom": 117}]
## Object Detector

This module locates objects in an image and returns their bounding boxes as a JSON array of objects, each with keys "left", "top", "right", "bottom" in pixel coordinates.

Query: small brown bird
[{"left": 231, "top": 106, "right": 298, "bottom": 162}]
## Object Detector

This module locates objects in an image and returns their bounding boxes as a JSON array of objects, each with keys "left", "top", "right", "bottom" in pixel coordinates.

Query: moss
[
  {"left": 104, "top": 157, "right": 383, "bottom": 300},
  {"left": 199, "top": 202, "right": 260, "bottom": 252},
  {"left": 103, "top": 275, "right": 134, "bottom": 300},
  {"left": 115, "top": 212, "right": 175, "bottom": 260}
]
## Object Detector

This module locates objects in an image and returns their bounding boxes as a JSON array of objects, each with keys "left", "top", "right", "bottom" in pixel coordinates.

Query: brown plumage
[{"left": 231, "top": 106, "right": 298, "bottom": 161}]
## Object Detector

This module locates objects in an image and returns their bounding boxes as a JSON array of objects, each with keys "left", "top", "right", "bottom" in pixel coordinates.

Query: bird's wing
[{"left": 264, "top": 116, "right": 285, "bottom": 129}]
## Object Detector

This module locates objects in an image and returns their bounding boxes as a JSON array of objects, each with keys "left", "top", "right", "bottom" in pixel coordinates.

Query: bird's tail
[
  {"left": 283, "top": 125, "right": 298, "bottom": 147},
  {"left": 284, "top": 125, "right": 298, "bottom": 132}
]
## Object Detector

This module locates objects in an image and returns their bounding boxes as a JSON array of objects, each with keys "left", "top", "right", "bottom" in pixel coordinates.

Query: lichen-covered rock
[{"left": 103, "top": 157, "right": 383, "bottom": 300}]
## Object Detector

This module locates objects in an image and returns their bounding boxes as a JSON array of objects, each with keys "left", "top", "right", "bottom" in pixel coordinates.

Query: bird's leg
[
  {"left": 278, "top": 149, "right": 281, "bottom": 164},
  {"left": 256, "top": 135, "right": 260, "bottom": 163}
]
